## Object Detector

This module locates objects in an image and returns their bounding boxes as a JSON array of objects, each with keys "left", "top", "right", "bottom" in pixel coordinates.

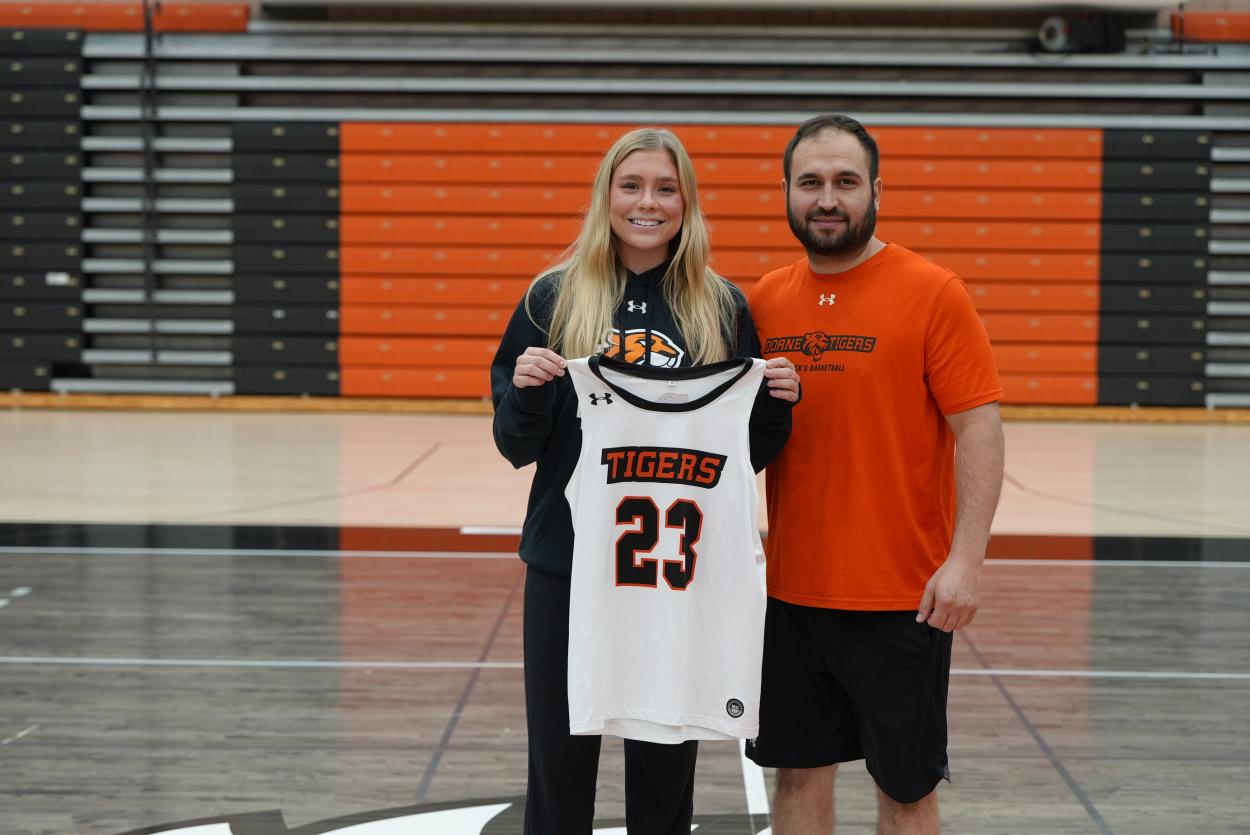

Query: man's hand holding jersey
[{"left": 764, "top": 357, "right": 801, "bottom": 402}]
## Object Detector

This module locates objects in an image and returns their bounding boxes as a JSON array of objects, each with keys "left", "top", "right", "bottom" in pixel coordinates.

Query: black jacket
[{"left": 490, "top": 262, "right": 794, "bottom": 576}]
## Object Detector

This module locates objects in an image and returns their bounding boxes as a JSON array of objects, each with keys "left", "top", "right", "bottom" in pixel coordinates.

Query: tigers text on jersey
[{"left": 564, "top": 354, "right": 767, "bottom": 743}]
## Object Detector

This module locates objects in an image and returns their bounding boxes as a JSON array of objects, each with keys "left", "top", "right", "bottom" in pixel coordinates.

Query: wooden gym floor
[{"left": 0, "top": 410, "right": 1247, "bottom": 834}]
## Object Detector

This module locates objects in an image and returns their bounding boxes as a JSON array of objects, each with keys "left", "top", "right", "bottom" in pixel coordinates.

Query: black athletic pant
[{"left": 523, "top": 565, "right": 698, "bottom": 835}]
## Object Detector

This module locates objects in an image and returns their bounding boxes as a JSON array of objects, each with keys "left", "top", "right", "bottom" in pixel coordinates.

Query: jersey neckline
[{"left": 588, "top": 355, "right": 753, "bottom": 413}]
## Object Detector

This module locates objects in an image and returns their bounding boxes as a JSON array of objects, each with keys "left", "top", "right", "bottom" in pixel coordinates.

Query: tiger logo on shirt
[
  {"left": 606, "top": 329, "right": 684, "bottom": 368},
  {"left": 802, "top": 331, "right": 830, "bottom": 362}
]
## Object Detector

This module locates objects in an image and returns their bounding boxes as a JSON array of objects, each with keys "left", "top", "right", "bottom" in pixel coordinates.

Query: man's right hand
[{"left": 513, "top": 347, "right": 567, "bottom": 388}]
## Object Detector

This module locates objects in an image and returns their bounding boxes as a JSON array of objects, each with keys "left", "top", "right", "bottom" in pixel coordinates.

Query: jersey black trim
[{"left": 588, "top": 354, "right": 753, "bottom": 413}]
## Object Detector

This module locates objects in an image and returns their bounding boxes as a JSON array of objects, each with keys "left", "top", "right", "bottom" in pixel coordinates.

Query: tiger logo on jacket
[{"left": 605, "top": 329, "right": 685, "bottom": 368}]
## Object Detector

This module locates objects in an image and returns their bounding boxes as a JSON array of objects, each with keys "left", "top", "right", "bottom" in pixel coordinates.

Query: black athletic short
[{"left": 745, "top": 596, "right": 953, "bottom": 804}]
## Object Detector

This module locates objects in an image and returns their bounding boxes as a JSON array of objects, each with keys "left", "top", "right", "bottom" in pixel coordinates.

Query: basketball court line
[
  {"left": 961, "top": 632, "right": 1116, "bottom": 835},
  {"left": 738, "top": 738, "right": 771, "bottom": 819},
  {"left": 1002, "top": 472, "right": 1250, "bottom": 538},
  {"left": 985, "top": 559, "right": 1250, "bottom": 568},
  {"left": 415, "top": 566, "right": 524, "bottom": 802},
  {"left": 0, "top": 723, "right": 39, "bottom": 746},
  {"left": 462, "top": 526, "right": 530, "bottom": 535},
  {"left": 0, "top": 656, "right": 525, "bottom": 670},
  {"left": 122, "top": 441, "right": 1250, "bottom": 538},
  {"left": 1, "top": 546, "right": 1247, "bottom": 568},
  {"left": 157, "top": 442, "right": 444, "bottom": 526},
  {"left": 0, "top": 547, "right": 515, "bottom": 559},
  {"left": 2, "top": 656, "right": 1247, "bottom": 680}
]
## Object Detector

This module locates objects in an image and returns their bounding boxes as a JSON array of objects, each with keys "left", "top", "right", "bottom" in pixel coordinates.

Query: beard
[{"left": 787, "top": 195, "right": 877, "bottom": 259}]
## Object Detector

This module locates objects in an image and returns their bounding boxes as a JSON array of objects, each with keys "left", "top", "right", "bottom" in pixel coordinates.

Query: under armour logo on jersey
[
  {"left": 588, "top": 392, "right": 614, "bottom": 406},
  {"left": 626, "top": 300, "right": 647, "bottom": 313},
  {"left": 819, "top": 293, "right": 837, "bottom": 305}
]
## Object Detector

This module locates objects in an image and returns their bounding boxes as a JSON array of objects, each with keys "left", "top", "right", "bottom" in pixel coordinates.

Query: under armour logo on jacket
[
  {"left": 588, "top": 392, "right": 614, "bottom": 406},
  {"left": 626, "top": 301, "right": 647, "bottom": 313},
  {"left": 818, "top": 293, "right": 837, "bottom": 305}
]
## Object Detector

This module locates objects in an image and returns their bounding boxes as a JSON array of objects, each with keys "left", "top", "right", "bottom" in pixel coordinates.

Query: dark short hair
[{"left": 782, "top": 114, "right": 879, "bottom": 184}]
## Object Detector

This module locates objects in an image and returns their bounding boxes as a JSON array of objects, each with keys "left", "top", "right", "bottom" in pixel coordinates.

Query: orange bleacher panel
[
  {"left": 339, "top": 153, "right": 601, "bottom": 185},
  {"left": 926, "top": 253, "right": 1100, "bottom": 282},
  {"left": 981, "top": 313, "right": 1098, "bottom": 344},
  {"left": 337, "top": 124, "right": 1102, "bottom": 161},
  {"left": 707, "top": 220, "right": 795, "bottom": 250},
  {"left": 328, "top": 238, "right": 1098, "bottom": 284},
  {"left": 340, "top": 305, "right": 512, "bottom": 337},
  {"left": 999, "top": 373, "right": 1098, "bottom": 405},
  {"left": 706, "top": 188, "right": 1103, "bottom": 222},
  {"left": 0, "top": 1, "right": 140, "bottom": 28},
  {"left": 339, "top": 336, "right": 498, "bottom": 368},
  {"left": 339, "top": 216, "right": 580, "bottom": 246},
  {"left": 338, "top": 152, "right": 1100, "bottom": 191},
  {"left": 879, "top": 190, "right": 1101, "bottom": 221},
  {"left": 709, "top": 249, "right": 804, "bottom": 280},
  {"left": 0, "top": 2, "right": 248, "bottom": 31},
  {"left": 1172, "top": 12, "right": 1250, "bottom": 43},
  {"left": 343, "top": 184, "right": 781, "bottom": 219},
  {"left": 341, "top": 367, "right": 489, "bottom": 398},
  {"left": 342, "top": 123, "right": 631, "bottom": 154},
  {"left": 693, "top": 157, "right": 783, "bottom": 187},
  {"left": 715, "top": 251, "right": 1102, "bottom": 283},
  {"left": 340, "top": 184, "right": 591, "bottom": 216},
  {"left": 715, "top": 187, "right": 1105, "bottom": 221},
  {"left": 340, "top": 184, "right": 1100, "bottom": 223},
  {"left": 702, "top": 188, "right": 786, "bottom": 217},
  {"left": 730, "top": 220, "right": 1101, "bottom": 252},
  {"left": 873, "top": 128, "right": 1101, "bottom": 160},
  {"left": 339, "top": 153, "right": 788, "bottom": 188},
  {"left": 669, "top": 126, "right": 791, "bottom": 156},
  {"left": 966, "top": 283, "right": 1099, "bottom": 313},
  {"left": 341, "top": 277, "right": 530, "bottom": 307},
  {"left": 341, "top": 123, "right": 791, "bottom": 156},
  {"left": 883, "top": 159, "right": 1101, "bottom": 190},
  {"left": 993, "top": 345, "right": 1097, "bottom": 374},
  {"left": 713, "top": 253, "right": 1107, "bottom": 285},
  {"left": 155, "top": 2, "right": 248, "bottom": 32},
  {"left": 340, "top": 245, "right": 561, "bottom": 277}
]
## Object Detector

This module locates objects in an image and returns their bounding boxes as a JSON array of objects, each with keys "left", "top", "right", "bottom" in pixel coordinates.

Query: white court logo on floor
[{"left": 111, "top": 799, "right": 771, "bottom": 835}]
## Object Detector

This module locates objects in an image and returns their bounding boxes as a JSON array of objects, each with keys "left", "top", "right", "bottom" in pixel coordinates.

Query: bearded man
[{"left": 746, "top": 114, "right": 1006, "bottom": 835}]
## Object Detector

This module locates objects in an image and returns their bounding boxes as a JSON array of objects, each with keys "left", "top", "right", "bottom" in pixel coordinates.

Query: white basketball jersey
[{"left": 564, "top": 354, "right": 767, "bottom": 743}]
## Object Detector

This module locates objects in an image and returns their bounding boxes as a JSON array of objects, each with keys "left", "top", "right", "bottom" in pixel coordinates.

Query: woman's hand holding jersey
[
  {"left": 513, "top": 346, "right": 567, "bottom": 388},
  {"left": 763, "top": 357, "right": 801, "bottom": 402}
]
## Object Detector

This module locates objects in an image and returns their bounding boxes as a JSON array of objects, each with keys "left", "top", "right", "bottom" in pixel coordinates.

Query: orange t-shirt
[{"left": 750, "top": 243, "right": 1002, "bottom": 610}]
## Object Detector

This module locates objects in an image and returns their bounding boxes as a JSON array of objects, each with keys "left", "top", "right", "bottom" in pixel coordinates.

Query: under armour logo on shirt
[
  {"left": 819, "top": 293, "right": 836, "bottom": 305},
  {"left": 626, "top": 301, "right": 647, "bottom": 313},
  {"left": 588, "top": 392, "right": 614, "bottom": 406}
]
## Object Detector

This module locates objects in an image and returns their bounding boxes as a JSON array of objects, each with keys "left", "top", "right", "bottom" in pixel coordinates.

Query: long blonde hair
[{"left": 527, "top": 127, "right": 737, "bottom": 365}]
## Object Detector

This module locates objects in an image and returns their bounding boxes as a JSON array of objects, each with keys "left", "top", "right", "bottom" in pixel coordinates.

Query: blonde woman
[{"left": 490, "top": 127, "right": 799, "bottom": 834}]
